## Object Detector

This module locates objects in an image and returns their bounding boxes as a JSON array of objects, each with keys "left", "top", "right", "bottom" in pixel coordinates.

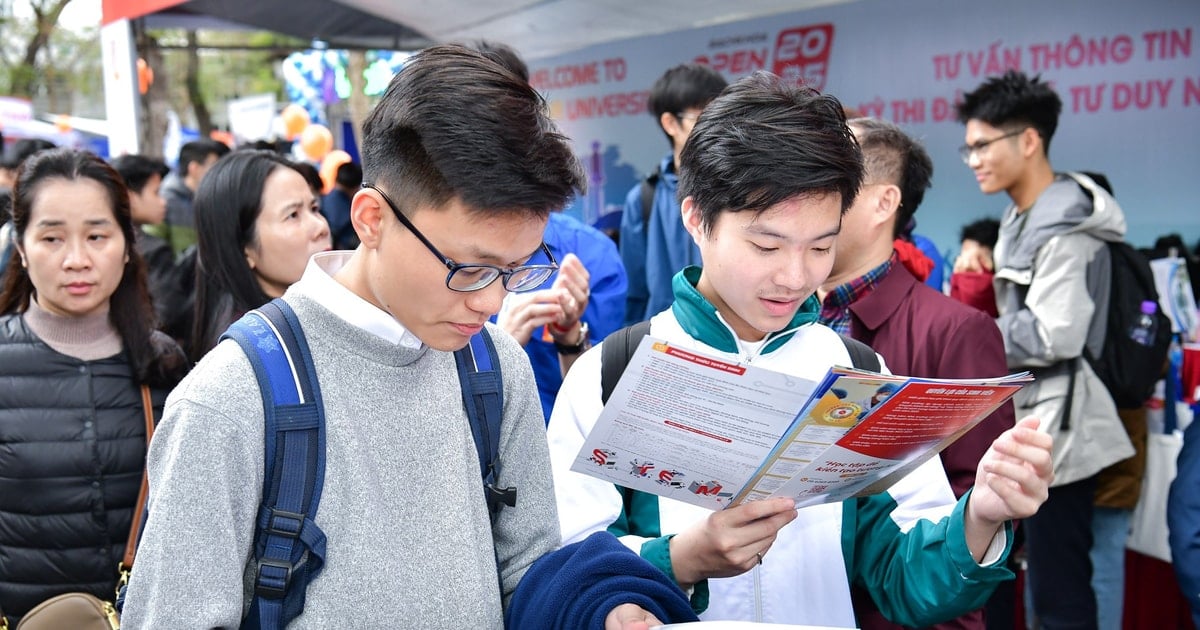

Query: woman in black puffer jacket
[{"left": 0, "top": 149, "right": 189, "bottom": 624}]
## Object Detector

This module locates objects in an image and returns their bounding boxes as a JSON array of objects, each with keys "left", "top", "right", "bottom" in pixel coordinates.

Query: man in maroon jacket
[{"left": 818, "top": 117, "right": 1016, "bottom": 630}]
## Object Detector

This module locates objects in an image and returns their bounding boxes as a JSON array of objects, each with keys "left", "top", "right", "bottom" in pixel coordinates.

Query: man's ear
[
  {"left": 875, "top": 184, "right": 901, "bottom": 230},
  {"left": 681, "top": 196, "right": 704, "bottom": 244},
  {"left": 351, "top": 189, "right": 385, "bottom": 248},
  {"left": 1020, "top": 127, "right": 1043, "bottom": 159},
  {"left": 660, "top": 112, "right": 682, "bottom": 140}
]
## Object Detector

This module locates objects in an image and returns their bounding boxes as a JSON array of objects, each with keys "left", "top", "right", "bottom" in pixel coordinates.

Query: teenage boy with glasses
[
  {"left": 955, "top": 70, "right": 1133, "bottom": 630},
  {"left": 122, "top": 45, "right": 695, "bottom": 630}
]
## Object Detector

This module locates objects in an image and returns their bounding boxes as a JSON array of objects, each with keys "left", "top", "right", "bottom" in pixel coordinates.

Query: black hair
[
  {"left": 960, "top": 218, "right": 1001, "bottom": 249},
  {"left": 110, "top": 154, "right": 170, "bottom": 195},
  {"left": 361, "top": 44, "right": 583, "bottom": 218},
  {"left": 176, "top": 138, "right": 231, "bottom": 176},
  {"left": 291, "top": 160, "right": 323, "bottom": 195},
  {"left": 0, "top": 148, "right": 187, "bottom": 387},
  {"left": 648, "top": 63, "right": 728, "bottom": 146},
  {"left": 249, "top": 139, "right": 279, "bottom": 152},
  {"left": 191, "top": 150, "right": 299, "bottom": 361},
  {"left": 678, "top": 71, "right": 863, "bottom": 232},
  {"left": 466, "top": 40, "right": 529, "bottom": 83},
  {"left": 1, "top": 138, "right": 57, "bottom": 169},
  {"left": 1150, "top": 233, "right": 1190, "bottom": 259},
  {"left": 335, "top": 161, "right": 363, "bottom": 190},
  {"left": 848, "top": 117, "right": 933, "bottom": 238},
  {"left": 955, "top": 70, "right": 1062, "bottom": 155},
  {"left": 1078, "top": 170, "right": 1114, "bottom": 196}
]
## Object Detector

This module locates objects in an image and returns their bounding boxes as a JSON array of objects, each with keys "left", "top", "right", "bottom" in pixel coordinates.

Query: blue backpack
[{"left": 221, "top": 299, "right": 513, "bottom": 629}]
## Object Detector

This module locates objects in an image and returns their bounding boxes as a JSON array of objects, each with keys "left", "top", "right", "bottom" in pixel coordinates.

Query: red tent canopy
[{"left": 102, "top": 0, "right": 187, "bottom": 24}]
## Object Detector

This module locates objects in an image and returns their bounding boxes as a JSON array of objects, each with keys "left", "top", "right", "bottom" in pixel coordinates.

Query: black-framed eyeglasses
[
  {"left": 958, "top": 128, "right": 1027, "bottom": 164},
  {"left": 675, "top": 111, "right": 700, "bottom": 123},
  {"left": 363, "top": 184, "right": 558, "bottom": 293}
]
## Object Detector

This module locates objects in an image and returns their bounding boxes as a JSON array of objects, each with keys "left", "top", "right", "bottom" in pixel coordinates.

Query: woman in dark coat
[{"left": 0, "top": 149, "right": 189, "bottom": 624}]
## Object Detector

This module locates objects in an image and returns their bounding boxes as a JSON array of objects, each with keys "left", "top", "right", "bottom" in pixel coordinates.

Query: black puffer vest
[{"left": 0, "top": 314, "right": 167, "bottom": 620}]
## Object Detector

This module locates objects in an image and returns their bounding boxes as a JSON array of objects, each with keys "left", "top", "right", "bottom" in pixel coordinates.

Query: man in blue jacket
[
  {"left": 497, "top": 210, "right": 627, "bottom": 421},
  {"left": 468, "top": 39, "right": 629, "bottom": 422},
  {"left": 620, "top": 63, "right": 726, "bottom": 325},
  {"left": 1169, "top": 402, "right": 1200, "bottom": 628}
]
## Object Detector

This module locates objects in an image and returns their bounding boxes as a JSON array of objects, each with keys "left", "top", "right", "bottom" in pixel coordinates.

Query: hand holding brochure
[{"left": 570, "top": 335, "right": 1032, "bottom": 511}]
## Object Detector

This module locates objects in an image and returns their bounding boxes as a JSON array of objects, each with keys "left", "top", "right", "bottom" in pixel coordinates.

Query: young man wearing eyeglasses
[
  {"left": 548, "top": 71, "right": 1054, "bottom": 627},
  {"left": 122, "top": 45, "right": 695, "bottom": 630},
  {"left": 955, "top": 70, "right": 1133, "bottom": 630},
  {"left": 619, "top": 63, "right": 727, "bottom": 327}
]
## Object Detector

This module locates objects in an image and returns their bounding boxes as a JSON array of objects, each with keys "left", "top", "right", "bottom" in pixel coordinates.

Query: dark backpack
[
  {"left": 598, "top": 320, "right": 879, "bottom": 537},
  {"left": 221, "top": 299, "right": 512, "bottom": 629},
  {"left": 1068, "top": 173, "right": 1173, "bottom": 410}
]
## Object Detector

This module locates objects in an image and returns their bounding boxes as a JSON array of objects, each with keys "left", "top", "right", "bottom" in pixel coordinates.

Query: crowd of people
[{"left": 0, "top": 40, "right": 1197, "bottom": 630}]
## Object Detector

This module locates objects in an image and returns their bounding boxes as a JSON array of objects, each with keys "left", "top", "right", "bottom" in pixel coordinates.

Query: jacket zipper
[{"left": 754, "top": 563, "right": 763, "bottom": 621}]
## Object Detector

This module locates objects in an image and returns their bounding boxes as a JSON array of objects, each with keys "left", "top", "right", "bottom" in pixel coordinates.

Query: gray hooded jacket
[{"left": 992, "top": 172, "right": 1134, "bottom": 486}]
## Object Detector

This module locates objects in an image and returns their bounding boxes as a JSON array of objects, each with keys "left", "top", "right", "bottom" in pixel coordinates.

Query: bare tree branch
[
  {"left": 185, "top": 30, "right": 213, "bottom": 137},
  {"left": 9, "top": 0, "right": 74, "bottom": 97}
]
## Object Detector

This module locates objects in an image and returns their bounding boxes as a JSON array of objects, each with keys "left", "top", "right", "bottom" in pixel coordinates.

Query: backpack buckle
[
  {"left": 254, "top": 558, "right": 294, "bottom": 599},
  {"left": 265, "top": 508, "right": 305, "bottom": 538},
  {"left": 486, "top": 483, "right": 517, "bottom": 510}
]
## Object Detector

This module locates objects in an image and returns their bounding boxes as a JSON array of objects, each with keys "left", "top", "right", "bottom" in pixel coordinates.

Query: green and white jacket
[{"left": 547, "top": 268, "right": 1014, "bottom": 627}]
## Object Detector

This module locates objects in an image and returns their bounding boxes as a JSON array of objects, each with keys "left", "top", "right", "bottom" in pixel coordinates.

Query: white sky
[{"left": 11, "top": 0, "right": 103, "bottom": 32}]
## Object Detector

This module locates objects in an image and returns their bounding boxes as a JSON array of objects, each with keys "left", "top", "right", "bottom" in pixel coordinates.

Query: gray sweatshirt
[{"left": 120, "top": 289, "right": 560, "bottom": 628}]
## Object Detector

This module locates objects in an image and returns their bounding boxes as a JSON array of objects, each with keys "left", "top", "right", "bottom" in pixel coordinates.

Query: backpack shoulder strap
[
  {"left": 222, "top": 299, "right": 328, "bottom": 630},
  {"left": 598, "top": 319, "right": 656, "bottom": 539},
  {"left": 601, "top": 320, "right": 653, "bottom": 404},
  {"left": 453, "top": 328, "right": 515, "bottom": 519},
  {"left": 838, "top": 334, "right": 881, "bottom": 373},
  {"left": 639, "top": 166, "right": 662, "bottom": 230}
]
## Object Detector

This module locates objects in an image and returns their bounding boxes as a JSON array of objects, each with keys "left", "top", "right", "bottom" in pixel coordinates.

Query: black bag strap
[
  {"left": 223, "top": 299, "right": 328, "bottom": 630},
  {"left": 601, "top": 320, "right": 653, "bottom": 404},
  {"left": 638, "top": 166, "right": 662, "bottom": 231},
  {"left": 1061, "top": 358, "right": 1078, "bottom": 432},
  {"left": 838, "top": 334, "right": 880, "bottom": 373}
]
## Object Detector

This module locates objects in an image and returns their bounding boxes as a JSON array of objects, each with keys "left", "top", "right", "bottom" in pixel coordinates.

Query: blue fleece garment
[{"left": 505, "top": 531, "right": 699, "bottom": 629}]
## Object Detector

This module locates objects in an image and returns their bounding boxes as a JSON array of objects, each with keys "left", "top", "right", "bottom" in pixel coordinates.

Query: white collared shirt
[{"left": 290, "top": 250, "right": 423, "bottom": 350}]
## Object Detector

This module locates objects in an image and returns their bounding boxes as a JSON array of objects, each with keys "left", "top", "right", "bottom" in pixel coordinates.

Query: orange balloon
[
  {"left": 319, "top": 150, "right": 353, "bottom": 194},
  {"left": 281, "top": 104, "right": 310, "bottom": 140},
  {"left": 136, "top": 58, "right": 154, "bottom": 95},
  {"left": 209, "top": 130, "right": 234, "bottom": 148},
  {"left": 54, "top": 114, "right": 72, "bottom": 132},
  {"left": 299, "top": 123, "right": 334, "bottom": 161}
]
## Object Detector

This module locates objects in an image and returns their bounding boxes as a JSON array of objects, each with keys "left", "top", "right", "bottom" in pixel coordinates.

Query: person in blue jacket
[
  {"left": 1168, "top": 395, "right": 1200, "bottom": 628},
  {"left": 467, "top": 39, "right": 629, "bottom": 421},
  {"left": 497, "top": 210, "right": 628, "bottom": 420},
  {"left": 620, "top": 63, "right": 727, "bottom": 325}
]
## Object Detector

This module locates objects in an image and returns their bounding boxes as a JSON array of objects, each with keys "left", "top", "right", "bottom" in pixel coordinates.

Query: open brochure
[{"left": 570, "top": 335, "right": 1032, "bottom": 511}]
